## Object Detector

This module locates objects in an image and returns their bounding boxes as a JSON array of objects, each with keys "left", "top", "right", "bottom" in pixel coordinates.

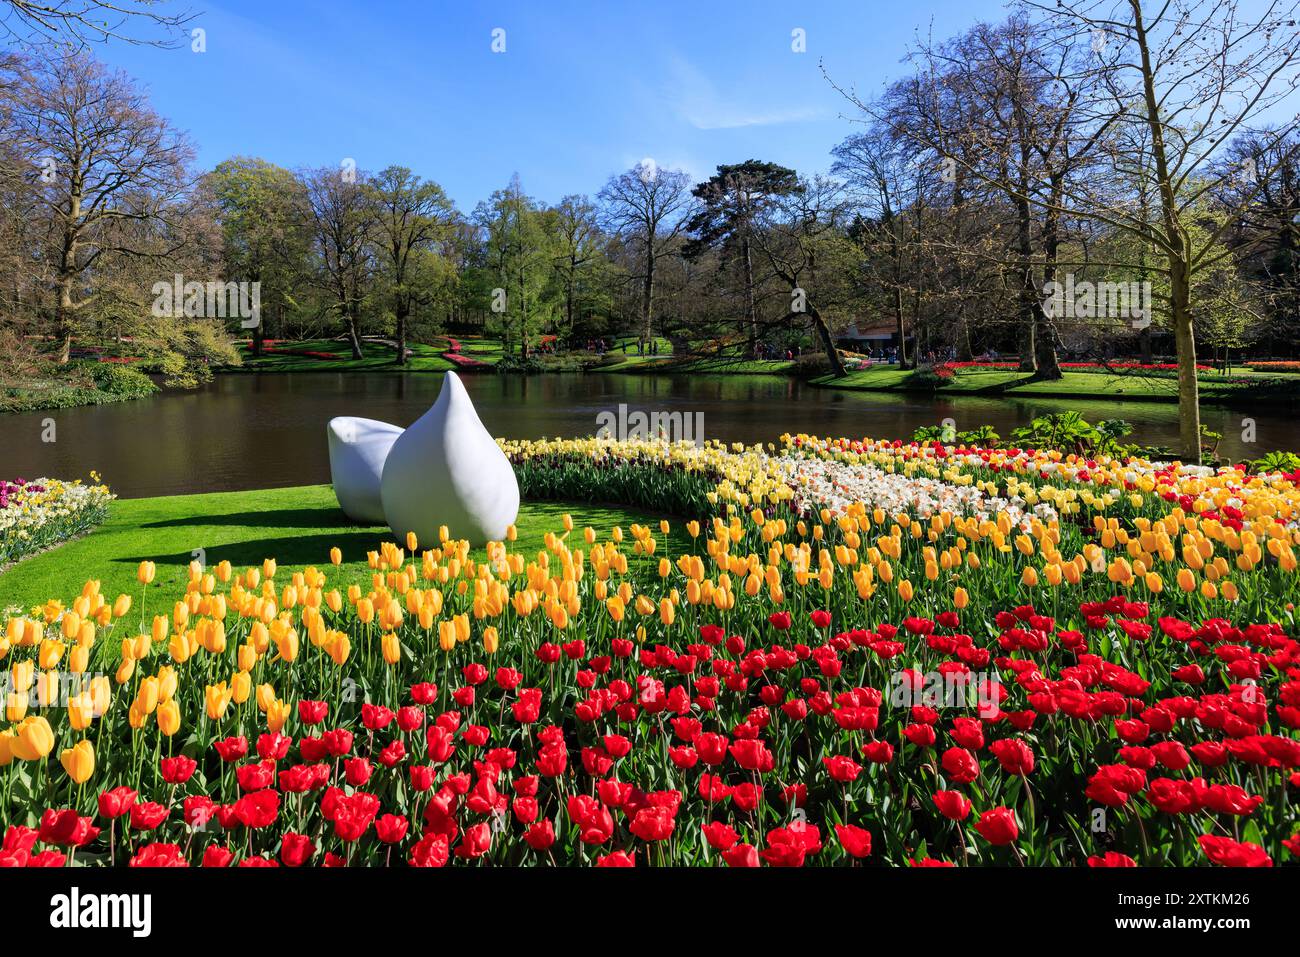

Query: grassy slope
[
  {"left": 0, "top": 485, "right": 684, "bottom": 613},
  {"left": 598, "top": 355, "right": 798, "bottom": 375},
  {"left": 226, "top": 339, "right": 458, "bottom": 373},
  {"left": 813, "top": 366, "right": 1300, "bottom": 402}
]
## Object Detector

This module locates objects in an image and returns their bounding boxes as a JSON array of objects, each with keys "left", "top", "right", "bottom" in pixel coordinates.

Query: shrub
[
  {"left": 907, "top": 365, "right": 951, "bottom": 391},
  {"left": 791, "top": 352, "right": 833, "bottom": 377},
  {"left": 86, "top": 362, "right": 158, "bottom": 399}
]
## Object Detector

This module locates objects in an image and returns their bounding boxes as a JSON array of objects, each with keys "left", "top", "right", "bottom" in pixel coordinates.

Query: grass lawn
[
  {"left": 814, "top": 365, "right": 1300, "bottom": 403},
  {"left": 0, "top": 484, "right": 686, "bottom": 614},
  {"left": 226, "top": 338, "right": 459, "bottom": 374},
  {"left": 600, "top": 354, "right": 798, "bottom": 375}
]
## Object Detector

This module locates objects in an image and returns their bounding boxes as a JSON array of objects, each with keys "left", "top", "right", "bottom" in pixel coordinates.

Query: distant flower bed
[
  {"left": 442, "top": 338, "right": 487, "bottom": 367},
  {"left": 244, "top": 342, "right": 342, "bottom": 361},
  {"left": 946, "top": 361, "right": 1210, "bottom": 372},
  {"left": 1248, "top": 362, "right": 1300, "bottom": 373},
  {"left": 0, "top": 476, "right": 114, "bottom": 569}
]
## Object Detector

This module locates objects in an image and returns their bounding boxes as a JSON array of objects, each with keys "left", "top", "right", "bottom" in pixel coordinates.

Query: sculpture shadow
[
  {"left": 119, "top": 530, "right": 392, "bottom": 573},
  {"left": 139, "top": 507, "right": 355, "bottom": 531}
]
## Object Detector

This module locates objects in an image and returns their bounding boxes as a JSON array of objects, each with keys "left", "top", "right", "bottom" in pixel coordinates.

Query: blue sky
[{"left": 89, "top": 0, "right": 1014, "bottom": 209}]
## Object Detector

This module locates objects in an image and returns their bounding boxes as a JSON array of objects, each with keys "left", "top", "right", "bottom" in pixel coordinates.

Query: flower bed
[
  {"left": 0, "top": 477, "right": 114, "bottom": 570},
  {"left": 1, "top": 434, "right": 1298, "bottom": 868},
  {"left": 945, "top": 361, "right": 1212, "bottom": 372},
  {"left": 442, "top": 337, "right": 488, "bottom": 368}
]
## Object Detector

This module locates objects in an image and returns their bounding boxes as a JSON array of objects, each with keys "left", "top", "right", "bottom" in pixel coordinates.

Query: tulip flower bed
[
  {"left": 0, "top": 476, "right": 114, "bottom": 569},
  {"left": 1, "top": 433, "right": 1299, "bottom": 868}
]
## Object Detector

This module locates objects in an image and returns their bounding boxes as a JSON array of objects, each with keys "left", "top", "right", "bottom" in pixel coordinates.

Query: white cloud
[{"left": 665, "top": 56, "right": 826, "bottom": 131}]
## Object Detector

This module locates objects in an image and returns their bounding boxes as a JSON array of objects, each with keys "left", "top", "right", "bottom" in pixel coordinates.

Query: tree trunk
[
  {"left": 642, "top": 241, "right": 656, "bottom": 347},
  {"left": 742, "top": 234, "right": 757, "bottom": 358},
  {"left": 1132, "top": 0, "right": 1199, "bottom": 462},
  {"left": 346, "top": 313, "right": 363, "bottom": 359},
  {"left": 1034, "top": 188, "right": 1063, "bottom": 380},
  {"left": 55, "top": 275, "right": 74, "bottom": 364},
  {"left": 55, "top": 245, "right": 76, "bottom": 365},
  {"left": 808, "top": 306, "right": 846, "bottom": 377},
  {"left": 395, "top": 306, "right": 408, "bottom": 365},
  {"left": 1016, "top": 198, "right": 1037, "bottom": 374},
  {"left": 1171, "top": 262, "right": 1201, "bottom": 462}
]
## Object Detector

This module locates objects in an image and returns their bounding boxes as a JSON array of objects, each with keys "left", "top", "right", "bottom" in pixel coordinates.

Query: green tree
[
  {"left": 473, "top": 175, "right": 558, "bottom": 359},
  {"left": 684, "top": 160, "right": 802, "bottom": 357},
  {"left": 551, "top": 194, "right": 609, "bottom": 340},
  {"left": 368, "top": 165, "right": 458, "bottom": 364},
  {"left": 206, "top": 157, "right": 312, "bottom": 355}
]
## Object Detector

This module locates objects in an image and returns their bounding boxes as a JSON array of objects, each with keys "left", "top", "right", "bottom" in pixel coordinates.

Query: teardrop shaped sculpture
[
  {"left": 381, "top": 371, "right": 520, "bottom": 545},
  {"left": 328, "top": 416, "right": 404, "bottom": 523}
]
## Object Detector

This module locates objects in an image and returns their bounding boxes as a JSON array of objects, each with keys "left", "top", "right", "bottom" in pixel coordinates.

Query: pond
[{"left": 1, "top": 372, "right": 1293, "bottom": 498}]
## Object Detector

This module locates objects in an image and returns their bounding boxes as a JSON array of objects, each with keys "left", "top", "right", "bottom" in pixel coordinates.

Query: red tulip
[
  {"left": 834, "top": 823, "right": 872, "bottom": 858},
  {"left": 974, "top": 807, "right": 1019, "bottom": 846},
  {"left": 97, "top": 786, "right": 138, "bottom": 820}
]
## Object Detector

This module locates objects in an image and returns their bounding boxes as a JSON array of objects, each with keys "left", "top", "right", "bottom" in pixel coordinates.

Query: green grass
[
  {"left": 0, "top": 485, "right": 684, "bottom": 613},
  {"left": 599, "top": 354, "right": 798, "bottom": 375},
  {"left": 226, "top": 338, "right": 460, "bottom": 374},
  {"left": 814, "top": 365, "right": 1300, "bottom": 404}
]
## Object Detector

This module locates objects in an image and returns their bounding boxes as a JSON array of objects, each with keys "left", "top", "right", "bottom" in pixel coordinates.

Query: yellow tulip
[
  {"left": 205, "top": 682, "right": 232, "bottom": 720},
  {"left": 68, "top": 693, "right": 96, "bottom": 731},
  {"left": 382, "top": 632, "right": 402, "bottom": 665},
  {"left": 231, "top": 670, "right": 251, "bottom": 704},
  {"left": 5, "top": 690, "right": 27, "bottom": 722},
  {"left": 482, "top": 626, "right": 499, "bottom": 655},
  {"left": 137, "top": 561, "right": 156, "bottom": 584},
  {"left": 266, "top": 697, "right": 291, "bottom": 733},
  {"left": 38, "top": 638, "right": 65, "bottom": 669},
  {"left": 60, "top": 740, "right": 94, "bottom": 784},
  {"left": 11, "top": 716, "right": 54, "bottom": 761},
  {"left": 157, "top": 699, "right": 181, "bottom": 736},
  {"left": 136, "top": 676, "right": 160, "bottom": 714},
  {"left": 659, "top": 598, "right": 675, "bottom": 627},
  {"left": 89, "top": 676, "right": 111, "bottom": 716}
]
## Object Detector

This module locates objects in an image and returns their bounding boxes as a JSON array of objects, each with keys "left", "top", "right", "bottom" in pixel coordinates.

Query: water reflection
[{"left": 0, "top": 372, "right": 1290, "bottom": 498}]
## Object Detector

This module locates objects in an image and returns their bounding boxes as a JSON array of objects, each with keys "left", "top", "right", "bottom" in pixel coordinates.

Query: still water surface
[{"left": 0, "top": 372, "right": 1292, "bottom": 498}]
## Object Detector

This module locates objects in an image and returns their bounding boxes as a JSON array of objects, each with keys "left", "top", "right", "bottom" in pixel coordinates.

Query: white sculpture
[
  {"left": 327, "top": 416, "right": 403, "bottom": 524},
  {"left": 380, "top": 371, "right": 520, "bottom": 546}
]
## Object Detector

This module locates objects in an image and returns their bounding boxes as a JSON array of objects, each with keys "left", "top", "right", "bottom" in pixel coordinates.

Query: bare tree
[
  {"left": 8, "top": 51, "right": 192, "bottom": 363},
  {"left": 599, "top": 162, "right": 693, "bottom": 349},
  {"left": 750, "top": 175, "right": 855, "bottom": 376},
  {"left": 1, "top": 0, "right": 195, "bottom": 49},
  {"left": 305, "top": 166, "right": 375, "bottom": 360},
  {"left": 551, "top": 193, "right": 605, "bottom": 339}
]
